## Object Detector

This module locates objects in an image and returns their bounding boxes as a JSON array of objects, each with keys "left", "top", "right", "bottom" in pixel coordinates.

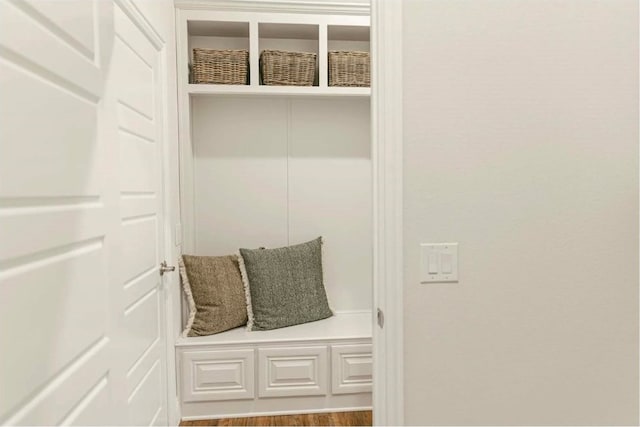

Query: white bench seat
[
  {"left": 175, "top": 311, "right": 372, "bottom": 347},
  {"left": 175, "top": 311, "right": 373, "bottom": 421}
]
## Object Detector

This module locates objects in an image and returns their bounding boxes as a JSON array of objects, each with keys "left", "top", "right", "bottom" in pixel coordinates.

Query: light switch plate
[{"left": 420, "top": 243, "right": 458, "bottom": 283}]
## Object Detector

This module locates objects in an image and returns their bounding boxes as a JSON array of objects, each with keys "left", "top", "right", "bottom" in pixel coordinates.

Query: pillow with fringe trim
[
  {"left": 179, "top": 254, "right": 247, "bottom": 337},
  {"left": 238, "top": 237, "right": 332, "bottom": 331}
]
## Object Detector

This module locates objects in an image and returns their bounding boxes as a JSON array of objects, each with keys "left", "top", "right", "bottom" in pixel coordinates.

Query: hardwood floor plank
[{"left": 180, "top": 411, "right": 372, "bottom": 427}]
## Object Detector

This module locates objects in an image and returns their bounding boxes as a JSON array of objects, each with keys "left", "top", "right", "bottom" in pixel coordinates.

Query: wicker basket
[
  {"left": 260, "top": 50, "right": 316, "bottom": 86},
  {"left": 328, "top": 51, "right": 370, "bottom": 87},
  {"left": 192, "top": 48, "right": 248, "bottom": 84}
]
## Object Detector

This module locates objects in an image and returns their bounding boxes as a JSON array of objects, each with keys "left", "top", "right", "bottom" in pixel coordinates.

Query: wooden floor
[{"left": 180, "top": 411, "right": 372, "bottom": 426}]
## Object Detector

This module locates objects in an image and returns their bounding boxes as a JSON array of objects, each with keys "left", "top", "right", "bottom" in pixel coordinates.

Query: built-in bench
[{"left": 175, "top": 311, "right": 372, "bottom": 421}]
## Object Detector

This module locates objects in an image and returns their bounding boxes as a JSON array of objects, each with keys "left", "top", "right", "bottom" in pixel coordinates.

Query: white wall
[{"left": 402, "top": 0, "right": 638, "bottom": 425}]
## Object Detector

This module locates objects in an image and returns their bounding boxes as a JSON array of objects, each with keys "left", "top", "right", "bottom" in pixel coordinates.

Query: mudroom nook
[{"left": 173, "top": 2, "right": 373, "bottom": 422}]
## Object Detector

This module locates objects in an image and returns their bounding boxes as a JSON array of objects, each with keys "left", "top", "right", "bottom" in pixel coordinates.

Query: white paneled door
[{"left": 0, "top": 0, "right": 176, "bottom": 425}]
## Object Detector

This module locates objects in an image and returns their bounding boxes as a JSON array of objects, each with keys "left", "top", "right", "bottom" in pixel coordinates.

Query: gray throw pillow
[
  {"left": 179, "top": 254, "right": 248, "bottom": 337},
  {"left": 239, "top": 237, "right": 333, "bottom": 331}
]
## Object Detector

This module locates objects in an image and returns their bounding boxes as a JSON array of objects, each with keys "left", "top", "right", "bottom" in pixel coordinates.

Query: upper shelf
[
  {"left": 187, "top": 84, "right": 370, "bottom": 97},
  {"left": 178, "top": 10, "right": 370, "bottom": 97}
]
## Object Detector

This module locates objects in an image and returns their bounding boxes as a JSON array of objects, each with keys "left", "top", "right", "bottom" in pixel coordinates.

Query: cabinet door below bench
[
  {"left": 258, "top": 346, "right": 329, "bottom": 398},
  {"left": 181, "top": 349, "right": 255, "bottom": 402},
  {"left": 331, "top": 344, "right": 373, "bottom": 394}
]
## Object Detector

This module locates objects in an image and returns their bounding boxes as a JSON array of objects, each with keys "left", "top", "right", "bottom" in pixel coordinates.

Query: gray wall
[{"left": 402, "top": 1, "right": 638, "bottom": 424}]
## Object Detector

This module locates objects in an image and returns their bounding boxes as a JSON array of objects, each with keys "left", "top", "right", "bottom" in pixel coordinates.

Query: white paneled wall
[
  {"left": 193, "top": 97, "right": 289, "bottom": 252},
  {"left": 190, "top": 97, "right": 372, "bottom": 311},
  {"left": 289, "top": 99, "right": 371, "bottom": 311}
]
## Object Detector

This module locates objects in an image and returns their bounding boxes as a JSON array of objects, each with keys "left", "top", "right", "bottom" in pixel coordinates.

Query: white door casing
[
  {"left": 371, "top": 0, "right": 404, "bottom": 425},
  {"left": 0, "top": 0, "right": 179, "bottom": 425}
]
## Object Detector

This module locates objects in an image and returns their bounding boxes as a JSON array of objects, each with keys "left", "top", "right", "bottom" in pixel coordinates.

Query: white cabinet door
[
  {"left": 181, "top": 349, "right": 255, "bottom": 403},
  {"left": 331, "top": 344, "right": 373, "bottom": 394},
  {"left": 258, "top": 346, "right": 328, "bottom": 398},
  {"left": 0, "top": 1, "right": 176, "bottom": 425}
]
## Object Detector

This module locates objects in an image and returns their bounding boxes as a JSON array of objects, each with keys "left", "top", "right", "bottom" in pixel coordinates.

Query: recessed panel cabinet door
[{"left": 0, "top": 1, "right": 173, "bottom": 425}]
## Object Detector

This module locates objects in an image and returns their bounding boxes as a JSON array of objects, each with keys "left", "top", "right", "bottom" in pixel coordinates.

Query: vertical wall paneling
[
  {"left": 190, "top": 96, "right": 371, "bottom": 311},
  {"left": 191, "top": 96, "right": 289, "bottom": 254},
  {"left": 289, "top": 98, "right": 372, "bottom": 310}
]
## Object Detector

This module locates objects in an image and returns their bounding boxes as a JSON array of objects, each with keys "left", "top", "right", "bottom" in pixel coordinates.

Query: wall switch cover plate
[{"left": 420, "top": 243, "right": 458, "bottom": 283}]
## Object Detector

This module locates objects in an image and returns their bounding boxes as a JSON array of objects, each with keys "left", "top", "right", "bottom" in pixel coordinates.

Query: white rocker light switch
[
  {"left": 427, "top": 253, "right": 439, "bottom": 274},
  {"left": 420, "top": 243, "right": 458, "bottom": 283},
  {"left": 440, "top": 253, "right": 453, "bottom": 274}
]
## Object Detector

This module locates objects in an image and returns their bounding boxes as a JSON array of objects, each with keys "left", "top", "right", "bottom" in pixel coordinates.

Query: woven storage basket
[
  {"left": 260, "top": 50, "right": 316, "bottom": 86},
  {"left": 192, "top": 48, "right": 248, "bottom": 84},
  {"left": 328, "top": 51, "right": 370, "bottom": 87}
]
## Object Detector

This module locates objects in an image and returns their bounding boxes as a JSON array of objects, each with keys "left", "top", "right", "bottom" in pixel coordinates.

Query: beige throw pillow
[{"left": 179, "top": 254, "right": 248, "bottom": 337}]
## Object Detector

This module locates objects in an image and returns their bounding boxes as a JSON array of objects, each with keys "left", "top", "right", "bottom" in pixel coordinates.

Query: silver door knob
[{"left": 159, "top": 261, "right": 175, "bottom": 276}]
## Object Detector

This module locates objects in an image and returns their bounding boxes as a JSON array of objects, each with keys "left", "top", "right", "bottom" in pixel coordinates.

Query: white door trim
[{"left": 371, "top": 0, "right": 404, "bottom": 425}]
